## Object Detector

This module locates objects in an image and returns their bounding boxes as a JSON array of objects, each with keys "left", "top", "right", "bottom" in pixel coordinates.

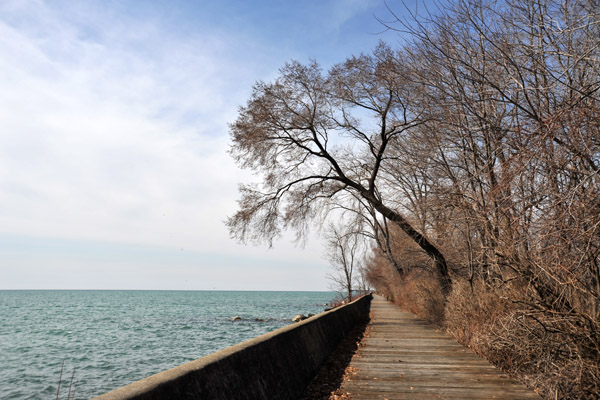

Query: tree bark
[{"left": 364, "top": 191, "right": 452, "bottom": 295}]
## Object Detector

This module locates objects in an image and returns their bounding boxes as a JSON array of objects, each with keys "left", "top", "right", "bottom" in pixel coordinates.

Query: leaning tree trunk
[{"left": 365, "top": 193, "right": 452, "bottom": 295}]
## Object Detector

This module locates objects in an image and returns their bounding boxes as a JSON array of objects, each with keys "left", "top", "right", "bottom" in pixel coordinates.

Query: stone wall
[{"left": 94, "top": 294, "right": 372, "bottom": 400}]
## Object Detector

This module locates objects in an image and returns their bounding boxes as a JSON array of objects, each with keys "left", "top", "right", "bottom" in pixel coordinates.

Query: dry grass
[
  {"left": 444, "top": 279, "right": 513, "bottom": 351},
  {"left": 367, "top": 243, "right": 600, "bottom": 399},
  {"left": 389, "top": 269, "right": 445, "bottom": 326},
  {"left": 443, "top": 277, "right": 600, "bottom": 399},
  {"left": 368, "top": 266, "right": 600, "bottom": 399}
]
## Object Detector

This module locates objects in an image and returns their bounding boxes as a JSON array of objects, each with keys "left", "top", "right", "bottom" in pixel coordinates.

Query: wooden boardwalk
[{"left": 338, "top": 295, "right": 539, "bottom": 399}]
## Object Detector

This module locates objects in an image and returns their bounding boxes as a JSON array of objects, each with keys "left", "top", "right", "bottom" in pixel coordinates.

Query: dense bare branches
[
  {"left": 324, "top": 223, "right": 363, "bottom": 302},
  {"left": 405, "top": 0, "right": 600, "bottom": 313},
  {"left": 228, "top": 44, "right": 452, "bottom": 292},
  {"left": 228, "top": 0, "right": 599, "bottom": 395},
  {"left": 361, "top": 0, "right": 600, "bottom": 397}
]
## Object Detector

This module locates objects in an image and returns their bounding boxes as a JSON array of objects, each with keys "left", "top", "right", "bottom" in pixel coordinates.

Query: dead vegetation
[
  {"left": 366, "top": 253, "right": 600, "bottom": 398},
  {"left": 300, "top": 319, "right": 370, "bottom": 400},
  {"left": 229, "top": 0, "right": 600, "bottom": 397}
]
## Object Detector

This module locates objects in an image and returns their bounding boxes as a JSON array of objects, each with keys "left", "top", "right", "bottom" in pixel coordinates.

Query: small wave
[{"left": 0, "top": 290, "right": 334, "bottom": 399}]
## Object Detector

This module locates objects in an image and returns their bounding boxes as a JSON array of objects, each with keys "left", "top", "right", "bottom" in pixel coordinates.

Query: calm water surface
[{"left": 0, "top": 290, "right": 334, "bottom": 399}]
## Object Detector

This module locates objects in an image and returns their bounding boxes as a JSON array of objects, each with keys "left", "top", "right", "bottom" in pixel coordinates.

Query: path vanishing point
[{"left": 337, "top": 294, "right": 540, "bottom": 399}]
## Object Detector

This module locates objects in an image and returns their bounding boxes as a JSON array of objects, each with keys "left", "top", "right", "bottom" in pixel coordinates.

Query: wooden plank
[{"left": 337, "top": 295, "right": 539, "bottom": 399}]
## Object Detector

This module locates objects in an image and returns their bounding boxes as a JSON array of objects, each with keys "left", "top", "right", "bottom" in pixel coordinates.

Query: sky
[{"left": 0, "top": 0, "right": 415, "bottom": 291}]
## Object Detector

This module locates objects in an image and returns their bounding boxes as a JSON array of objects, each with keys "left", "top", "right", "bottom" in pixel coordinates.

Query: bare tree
[
  {"left": 227, "top": 43, "right": 452, "bottom": 293},
  {"left": 369, "top": 0, "right": 600, "bottom": 396},
  {"left": 325, "top": 223, "right": 361, "bottom": 302},
  {"left": 397, "top": 0, "right": 600, "bottom": 312}
]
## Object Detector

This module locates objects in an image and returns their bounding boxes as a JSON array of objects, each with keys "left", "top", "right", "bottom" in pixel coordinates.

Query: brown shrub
[
  {"left": 485, "top": 308, "right": 600, "bottom": 399},
  {"left": 390, "top": 269, "right": 445, "bottom": 326},
  {"left": 444, "top": 278, "right": 514, "bottom": 351},
  {"left": 444, "top": 277, "right": 600, "bottom": 399}
]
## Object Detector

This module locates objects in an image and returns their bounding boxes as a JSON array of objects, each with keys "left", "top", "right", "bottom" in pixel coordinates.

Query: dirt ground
[{"left": 299, "top": 318, "right": 371, "bottom": 400}]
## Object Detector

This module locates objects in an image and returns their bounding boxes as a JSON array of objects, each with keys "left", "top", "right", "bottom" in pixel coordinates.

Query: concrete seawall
[{"left": 94, "top": 294, "right": 372, "bottom": 400}]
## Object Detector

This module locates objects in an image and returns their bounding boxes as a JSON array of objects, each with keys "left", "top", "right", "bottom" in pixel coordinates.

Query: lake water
[{"left": 0, "top": 290, "right": 335, "bottom": 399}]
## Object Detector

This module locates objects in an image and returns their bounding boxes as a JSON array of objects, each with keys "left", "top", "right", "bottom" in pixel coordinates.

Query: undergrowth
[{"left": 388, "top": 274, "right": 600, "bottom": 399}]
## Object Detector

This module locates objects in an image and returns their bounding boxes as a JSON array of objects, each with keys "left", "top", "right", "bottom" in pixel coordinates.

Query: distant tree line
[{"left": 227, "top": 0, "right": 599, "bottom": 397}]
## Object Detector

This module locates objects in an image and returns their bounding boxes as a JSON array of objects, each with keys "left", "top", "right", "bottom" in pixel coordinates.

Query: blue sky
[{"left": 0, "top": 0, "right": 418, "bottom": 290}]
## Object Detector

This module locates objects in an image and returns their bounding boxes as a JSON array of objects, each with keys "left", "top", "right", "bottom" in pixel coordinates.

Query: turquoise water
[{"left": 0, "top": 290, "right": 335, "bottom": 399}]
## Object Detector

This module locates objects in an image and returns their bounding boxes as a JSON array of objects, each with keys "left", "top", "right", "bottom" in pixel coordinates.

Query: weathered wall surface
[{"left": 94, "top": 294, "right": 372, "bottom": 400}]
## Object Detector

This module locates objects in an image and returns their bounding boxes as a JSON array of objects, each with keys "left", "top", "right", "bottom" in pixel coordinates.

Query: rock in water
[{"left": 292, "top": 314, "right": 307, "bottom": 322}]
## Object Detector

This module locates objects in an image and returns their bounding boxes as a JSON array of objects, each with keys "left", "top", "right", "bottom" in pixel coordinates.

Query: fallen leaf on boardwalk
[{"left": 299, "top": 319, "right": 370, "bottom": 400}]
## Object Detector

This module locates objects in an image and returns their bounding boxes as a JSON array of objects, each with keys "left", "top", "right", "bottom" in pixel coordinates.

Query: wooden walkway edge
[{"left": 338, "top": 295, "right": 539, "bottom": 399}]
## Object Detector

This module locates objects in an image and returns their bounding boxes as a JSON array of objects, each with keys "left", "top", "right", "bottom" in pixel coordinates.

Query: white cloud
[
  {"left": 0, "top": 1, "right": 328, "bottom": 280},
  {"left": 0, "top": 0, "right": 406, "bottom": 291}
]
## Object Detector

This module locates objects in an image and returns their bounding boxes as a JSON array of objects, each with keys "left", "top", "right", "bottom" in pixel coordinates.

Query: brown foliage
[
  {"left": 365, "top": 242, "right": 445, "bottom": 325},
  {"left": 444, "top": 279, "right": 511, "bottom": 347},
  {"left": 391, "top": 270, "right": 445, "bottom": 326},
  {"left": 445, "top": 277, "right": 600, "bottom": 399}
]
